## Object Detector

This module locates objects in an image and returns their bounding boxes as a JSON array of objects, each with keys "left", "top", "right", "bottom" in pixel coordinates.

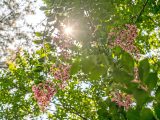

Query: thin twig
[
  {"left": 34, "top": 17, "right": 47, "bottom": 28},
  {"left": 54, "top": 103, "right": 88, "bottom": 120},
  {"left": 0, "top": 11, "right": 14, "bottom": 22},
  {"left": 135, "top": 0, "right": 149, "bottom": 23}
]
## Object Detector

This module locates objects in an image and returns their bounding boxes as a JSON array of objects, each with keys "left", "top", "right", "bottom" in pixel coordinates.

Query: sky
[{"left": 0, "top": 0, "right": 46, "bottom": 62}]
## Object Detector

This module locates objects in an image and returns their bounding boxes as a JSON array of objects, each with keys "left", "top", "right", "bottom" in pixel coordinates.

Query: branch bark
[
  {"left": 135, "top": 0, "right": 149, "bottom": 23},
  {"left": 0, "top": 62, "right": 8, "bottom": 68},
  {"left": 54, "top": 103, "right": 88, "bottom": 120}
]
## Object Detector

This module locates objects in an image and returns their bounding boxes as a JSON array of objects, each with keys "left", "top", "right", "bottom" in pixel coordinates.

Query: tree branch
[
  {"left": 0, "top": 62, "right": 8, "bottom": 68},
  {"left": 54, "top": 103, "right": 88, "bottom": 120},
  {"left": 0, "top": 11, "right": 14, "bottom": 22},
  {"left": 135, "top": 0, "right": 149, "bottom": 23}
]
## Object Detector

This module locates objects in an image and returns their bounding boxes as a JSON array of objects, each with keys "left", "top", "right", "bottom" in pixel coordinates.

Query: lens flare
[{"left": 64, "top": 27, "right": 73, "bottom": 35}]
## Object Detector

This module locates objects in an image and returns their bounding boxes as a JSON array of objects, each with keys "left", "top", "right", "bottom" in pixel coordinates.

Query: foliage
[
  {"left": 0, "top": 0, "right": 39, "bottom": 62},
  {"left": 0, "top": 0, "right": 160, "bottom": 119}
]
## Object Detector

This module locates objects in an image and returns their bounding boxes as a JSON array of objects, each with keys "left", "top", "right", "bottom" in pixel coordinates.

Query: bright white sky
[{"left": 0, "top": 0, "right": 46, "bottom": 62}]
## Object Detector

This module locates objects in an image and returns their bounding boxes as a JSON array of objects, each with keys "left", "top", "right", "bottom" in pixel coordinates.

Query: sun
[{"left": 64, "top": 26, "right": 73, "bottom": 35}]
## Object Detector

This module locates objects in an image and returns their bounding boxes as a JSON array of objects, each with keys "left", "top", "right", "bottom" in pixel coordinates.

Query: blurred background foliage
[{"left": 0, "top": 0, "right": 160, "bottom": 119}]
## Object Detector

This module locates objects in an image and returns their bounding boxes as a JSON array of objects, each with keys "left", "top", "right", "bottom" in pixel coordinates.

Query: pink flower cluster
[
  {"left": 50, "top": 64, "right": 70, "bottom": 89},
  {"left": 111, "top": 92, "right": 133, "bottom": 110},
  {"left": 132, "top": 66, "right": 140, "bottom": 83},
  {"left": 32, "top": 81, "right": 56, "bottom": 111},
  {"left": 131, "top": 67, "right": 148, "bottom": 91},
  {"left": 108, "top": 24, "right": 140, "bottom": 60}
]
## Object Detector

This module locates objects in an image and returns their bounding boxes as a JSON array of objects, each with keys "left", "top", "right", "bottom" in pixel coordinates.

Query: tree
[
  {"left": 0, "top": 0, "right": 160, "bottom": 119},
  {"left": 0, "top": 0, "right": 39, "bottom": 63}
]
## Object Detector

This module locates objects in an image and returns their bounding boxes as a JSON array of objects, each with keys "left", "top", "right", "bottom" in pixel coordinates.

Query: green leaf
[
  {"left": 154, "top": 103, "right": 160, "bottom": 119},
  {"left": 38, "top": 57, "right": 45, "bottom": 63},
  {"left": 33, "top": 40, "right": 43, "bottom": 44},
  {"left": 140, "top": 108, "right": 155, "bottom": 120},
  {"left": 35, "top": 32, "right": 43, "bottom": 37},
  {"left": 70, "top": 59, "right": 81, "bottom": 75},
  {"left": 97, "top": 54, "right": 109, "bottom": 66},
  {"left": 33, "top": 65, "right": 43, "bottom": 72},
  {"left": 81, "top": 55, "right": 97, "bottom": 74},
  {"left": 81, "top": 55, "right": 107, "bottom": 80},
  {"left": 144, "top": 72, "right": 158, "bottom": 90},
  {"left": 44, "top": 43, "right": 52, "bottom": 52},
  {"left": 36, "top": 48, "right": 44, "bottom": 55},
  {"left": 139, "top": 59, "right": 150, "bottom": 81},
  {"left": 34, "top": 79, "right": 42, "bottom": 84},
  {"left": 97, "top": 109, "right": 109, "bottom": 120},
  {"left": 127, "top": 109, "right": 140, "bottom": 120},
  {"left": 133, "top": 89, "right": 151, "bottom": 106},
  {"left": 89, "top": 65, "right": 106, "bottom": 80},
  {"left": 113, "top": 46, "right": 122, "bottom": 55},
  {"left": 39, "top": 6, "right": 48, "bottom": 10},
  {"left": 112, "top": 69, "right": 133, "bottom": 84},
  {"left": 155, "top": 87, "right": 160, "bottom": 102},
  {"left": 121, "top": 52, "right": 134, "bottom": 73}
]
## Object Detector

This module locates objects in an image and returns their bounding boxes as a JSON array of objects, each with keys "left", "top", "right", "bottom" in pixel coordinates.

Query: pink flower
[
  {"left": 108, "top": 24, "right": 140, "bottom": 60},
  {"left": 32, "top": 81, "right": 56, "bottom": 111},
  {"left": 111, "top": 92, "right": 133, "bottom": 110}
]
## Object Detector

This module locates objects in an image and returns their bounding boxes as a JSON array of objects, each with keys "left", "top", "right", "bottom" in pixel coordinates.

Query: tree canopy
[{"left": 0, "top": 0, "right": 160, "bottom": 119}]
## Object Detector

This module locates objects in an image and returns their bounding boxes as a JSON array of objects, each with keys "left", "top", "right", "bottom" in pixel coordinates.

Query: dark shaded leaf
[
  {"left": 33, "top": 40, "right": 43, "bottom": 44},
  {"left": 140, "top": 108, "right": 155, "bottom": 120},
  {"left": 145, "top": 72, "right": 158, "bottom": 90},
  {"left": 39, "top": 6, "right": 48, "bottom": 10},
  {"left": 154, "top": 103, "right": 160, "bottom": 119},
  {"left": 133, "top": 89, "right": 151, "bottom": 106},
  {"left": 127, "top": 109, "right": 140, "bottom": 120},
  {"left": 139, "top": 59, "right": 150, "bottom": 81}
]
